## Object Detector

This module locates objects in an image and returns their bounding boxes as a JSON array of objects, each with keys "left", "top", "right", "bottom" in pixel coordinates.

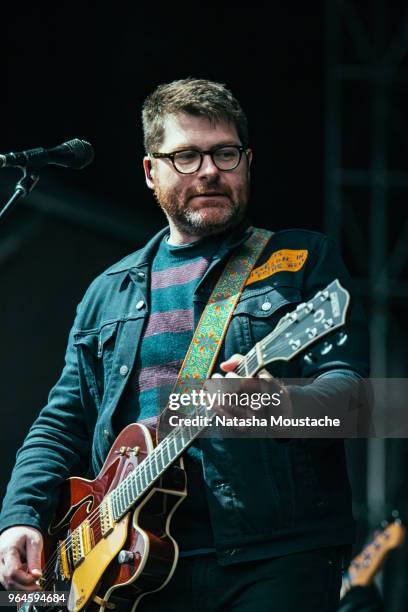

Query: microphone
[{"left": 0, "top": 139, "right": 94, "bottom": 170}]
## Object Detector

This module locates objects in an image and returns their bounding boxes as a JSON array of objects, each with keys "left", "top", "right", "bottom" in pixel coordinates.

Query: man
[{"left": 0, "top": 78, "right": 369, "bottom": 611}]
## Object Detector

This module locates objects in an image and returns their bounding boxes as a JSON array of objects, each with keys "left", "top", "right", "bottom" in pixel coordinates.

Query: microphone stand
[{"left": 0, "top": 167, "right": 40, "bottom": 224}]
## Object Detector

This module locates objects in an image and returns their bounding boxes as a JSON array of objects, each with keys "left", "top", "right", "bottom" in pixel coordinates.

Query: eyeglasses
[{"left": 150, "top": 145, "right": 247, "bottom": 174}]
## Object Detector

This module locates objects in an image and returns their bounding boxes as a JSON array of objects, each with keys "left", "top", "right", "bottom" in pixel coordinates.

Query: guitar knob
[{"left": 118, "top": 550, "right": 135, "bottom": 564}]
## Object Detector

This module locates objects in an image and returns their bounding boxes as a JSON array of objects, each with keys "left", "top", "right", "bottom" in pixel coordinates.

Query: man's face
[{"left": 144, "top": 114, "right": 252, "bottom": 238}]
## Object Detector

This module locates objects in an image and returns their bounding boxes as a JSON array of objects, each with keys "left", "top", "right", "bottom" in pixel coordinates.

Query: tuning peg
[
  {"left": 289, "top": 339, "right": 301, "bottom": 350},
  {"left": 305, "top": 327, "right": 318, "bottom": 339},
  {"left": 336, "top": 332, "right": 348, "bottom": 346},
  {"left": 320, "top": 342, "right": 333, "bottom": 355}
]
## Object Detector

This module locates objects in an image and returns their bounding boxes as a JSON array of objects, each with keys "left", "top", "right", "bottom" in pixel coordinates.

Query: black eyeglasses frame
[{"left": 150, "top": 145, "right": 248, "bottom": 174}]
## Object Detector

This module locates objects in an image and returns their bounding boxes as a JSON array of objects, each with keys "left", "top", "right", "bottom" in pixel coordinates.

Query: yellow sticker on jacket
[{"left": 246, "top": 249, "right": 308, "bottom": 286}]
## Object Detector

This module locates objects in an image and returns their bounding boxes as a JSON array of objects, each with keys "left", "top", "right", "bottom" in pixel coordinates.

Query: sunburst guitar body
[{"left": 34, "top": 421, "right": 186, "bottom": 612}]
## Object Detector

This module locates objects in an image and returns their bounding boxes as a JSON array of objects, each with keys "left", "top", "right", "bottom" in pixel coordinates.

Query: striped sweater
[{"left": 116, "top": 233, "right": 223, "bottom": 552}]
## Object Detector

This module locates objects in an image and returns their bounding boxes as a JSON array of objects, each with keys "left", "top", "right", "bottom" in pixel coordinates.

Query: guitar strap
[{"left": 157, "top": 227, "right": 273, "bottom": 439}]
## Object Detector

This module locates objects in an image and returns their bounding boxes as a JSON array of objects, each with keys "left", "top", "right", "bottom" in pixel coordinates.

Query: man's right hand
[{"left": 0, "top": 526, "right": 43, "bottom": 591}]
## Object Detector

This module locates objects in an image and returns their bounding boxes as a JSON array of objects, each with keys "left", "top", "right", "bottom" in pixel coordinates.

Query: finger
[
  {"left": 8, "top": 568, "right": 41, "bottom": 590},
  {"left": 2, "top": 547, "right": 23, "bottom": 574},
  {"left": 220, "top": 354, "right": 243, "bottom": 372},
  {"left": 1, "top": 548, "right": 39, "bottom": 589},
  {"left": 26, "top": 534, "right": 43, "bottom": 574},
  {"left": 257, "top": 368, "right": 273, "bottom": 380},
  {"left": 225, "top": 371, "right": 240, "bottom": 378}
]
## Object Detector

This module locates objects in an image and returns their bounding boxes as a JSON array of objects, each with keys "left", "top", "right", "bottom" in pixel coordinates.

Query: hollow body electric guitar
[{"left": 18, "top": 279, "right": 350, "bottom": 612}]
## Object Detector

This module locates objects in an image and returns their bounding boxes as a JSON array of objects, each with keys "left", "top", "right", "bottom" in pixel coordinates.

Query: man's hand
[
  {"left": 205, "top": 354, "right": 293, "bottom": 431},
  {"left": 215, "top": 354, "right": 273, "bottom": 380},
  {"left": 0, "top": 526, "right": 43, "bottom": 591}
]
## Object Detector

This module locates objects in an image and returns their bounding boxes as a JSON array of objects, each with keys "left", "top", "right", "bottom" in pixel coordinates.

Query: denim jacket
[{"left": 0, "top": 225, "right": 369, "bottom": 565}]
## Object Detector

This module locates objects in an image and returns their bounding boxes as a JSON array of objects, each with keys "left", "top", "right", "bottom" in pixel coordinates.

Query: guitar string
[
  {"left": 39, "top": 308, "right": 334, "bottom": 585},
  {"left": 38, "top": 338, "right": 308, "bottom": 587},
  {"left": 38, "top": 416, "right": 209, "bottom": 585},
  {"left": 38, "top": 329, "right": 312, "bottom": 585}
]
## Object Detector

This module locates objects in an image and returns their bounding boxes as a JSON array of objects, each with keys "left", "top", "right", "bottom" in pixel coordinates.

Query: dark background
[{"left": 1, "top": 1, "right": 407, "bottom": 609}]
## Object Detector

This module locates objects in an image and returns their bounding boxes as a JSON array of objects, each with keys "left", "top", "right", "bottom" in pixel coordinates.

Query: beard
[{"left": 153, "top": 178, "right": 249, "bottom": 237}]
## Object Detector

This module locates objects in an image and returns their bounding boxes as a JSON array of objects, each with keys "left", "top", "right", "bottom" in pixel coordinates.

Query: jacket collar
[{"left": 106, "top": 220, "right": 254, "bottom": 275}]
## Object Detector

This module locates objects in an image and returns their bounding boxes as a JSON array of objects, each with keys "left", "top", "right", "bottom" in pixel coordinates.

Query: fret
[
  {"left": 169, "top": 434, "right": 178, "bottom": 459},
  {"left": 179, "top": 427, "right": 188, "bottom": 448},
  {"left": 153, "top": 448, "right": 160, "bottom": 476},
  {"left": 174, "top": 432, "right": 184, "bottom": 455},
  {"left": 140, "top": 464, "right": 147, "bottom": 490},
  {"left": 136, "top": 466, "right": 143, "bottom": 494},
  {"left": 115, "top": 492, "right": 122, "bottom": 519},
  {"left": 122, "top": 489, "right": 128, "bottom": 513},
  {"left": 119, "top": 483, "right": 127, "bottom": 510},
  {"left": 156, "top": 445, "right": 165, "bottom": 472},
  {"left": 112, "top": 491, "right": 119, "bottom": 519},
  {"left": 117, "top": 491, "right": 125, "bottom": 516},
  {"left": 127, "top": 478, "right": 133, "bottom": 505},
  {"left": 148, "top": 456, "right": 155, "bottom": 483},
  {"left": 190, "top": 423, "right": 200, "bottom": 438},
  {"left": 124, "top": 479, "right": 131, "bottom": 507},
  {"left": 248, "top": 353, "right": 259, "bottom": 377},
  {"left": 129, "top": 472, "right": 137, "bottom": 500},
  {"left": 181, "top": 428, "right": 190, "bottom": 448},
  {"left": 162, "top": 440, "right": 170, "bottom": 466}
]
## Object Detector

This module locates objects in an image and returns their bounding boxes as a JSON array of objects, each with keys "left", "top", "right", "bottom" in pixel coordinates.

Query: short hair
[{"left": 142, "top": 78, "right": 249, "bottom": 153}]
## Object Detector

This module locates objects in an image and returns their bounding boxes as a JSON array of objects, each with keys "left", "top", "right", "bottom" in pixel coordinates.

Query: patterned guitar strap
[{"left": 157, "top": 227, "right": 273, "bottom": 441}]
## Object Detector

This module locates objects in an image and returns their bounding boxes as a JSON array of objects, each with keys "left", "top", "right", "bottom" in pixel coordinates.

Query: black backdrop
[
  {"left": 1, "top": 1, "right": 407, "bottom": 610},
  {"left": 0, "top": 2, "right": 328, "bottom": 473}
]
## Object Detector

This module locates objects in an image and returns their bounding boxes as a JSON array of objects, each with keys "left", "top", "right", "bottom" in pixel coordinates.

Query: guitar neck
[
  {"left": 110, "top": 279, "right": 349, "bottom": 522},
  {"left": 109, "top": 345, "right": 263, "bottom": 521}
]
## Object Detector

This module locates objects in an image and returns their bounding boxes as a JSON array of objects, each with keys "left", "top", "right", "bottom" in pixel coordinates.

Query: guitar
[
  {"left": 340, "top": 517, "right": 406, "bottom": 598},
  {"left": 18, "top": 278, "right": 350, "bottom": 612}
]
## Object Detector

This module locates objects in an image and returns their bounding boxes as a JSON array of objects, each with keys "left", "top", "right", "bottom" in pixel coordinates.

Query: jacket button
[
  {"left": 137, "top": 271, "right": 145, "bottom": 279},
  {"left": 136, "top": 300, "right": 145, "bottom": 310},
  {"left": 103, "top": 429, "right": 110, "bottom": 439},
  {"left": 261, "top": 301, "right": 272, "bottom": 311},
  {"left": 120, "top": 365, "right": 129, "bottom": 376}
]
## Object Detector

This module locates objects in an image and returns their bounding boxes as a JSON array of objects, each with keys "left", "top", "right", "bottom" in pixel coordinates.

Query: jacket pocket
[
  {"left": 74, "top": 321, "right": 119, "bottom": 406},
  {"left": 226, "top": 285, "right": 302, "bottom": 359}
]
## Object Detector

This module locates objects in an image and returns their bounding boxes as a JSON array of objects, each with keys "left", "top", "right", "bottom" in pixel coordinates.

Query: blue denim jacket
[{"left": 0, "top": 225, "right": 369, "bottom": 565}]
